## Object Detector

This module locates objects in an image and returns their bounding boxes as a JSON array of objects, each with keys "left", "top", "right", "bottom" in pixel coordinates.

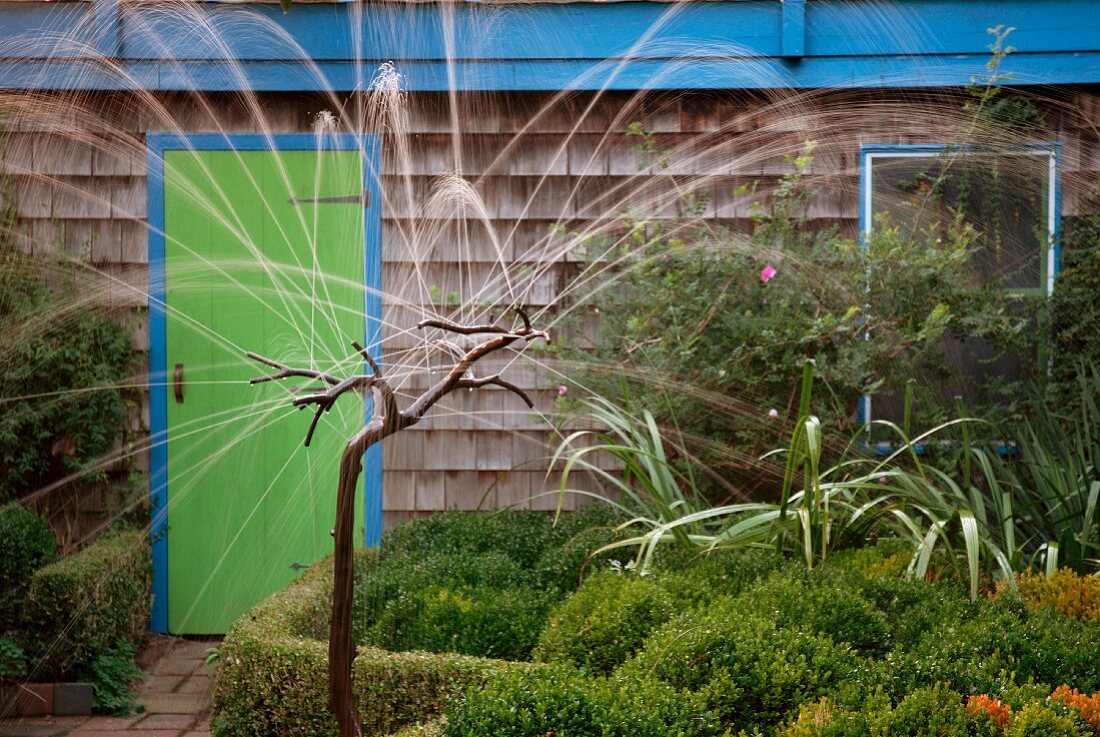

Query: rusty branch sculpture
[{"left": 248, "top": 307, "right": 548, "bottom": 737}]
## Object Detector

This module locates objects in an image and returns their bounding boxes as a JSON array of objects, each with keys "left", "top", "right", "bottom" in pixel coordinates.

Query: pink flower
[
  {"left": 557, "top": 385, "right": 568, "bottom": 396},
  {"left": 661, "top": 253, "right": 670, "bottom": 262},
  {"left": 768, "top": 408, "right": 779, "bottom": 419},
  {"left": 760, "top": 265, "right": 777, "bottom": 283}
]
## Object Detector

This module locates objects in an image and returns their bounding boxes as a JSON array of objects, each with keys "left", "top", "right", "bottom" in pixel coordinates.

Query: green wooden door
[{"left": 162, "top": 149, "right": 365, "bottom": 634}]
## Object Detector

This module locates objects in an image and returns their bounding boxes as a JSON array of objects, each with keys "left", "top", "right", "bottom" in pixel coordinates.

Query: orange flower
[
  {"left": 967, "top": 694, "right": 1013, "bottom": 730},
  {"left": 1051, "top": 685, "right": 1100, "bottom": 736}
]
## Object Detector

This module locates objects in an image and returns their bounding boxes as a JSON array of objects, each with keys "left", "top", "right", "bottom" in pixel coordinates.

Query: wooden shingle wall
[{"left": 2, "top": 88, "right": 1097, "bottom": 530}]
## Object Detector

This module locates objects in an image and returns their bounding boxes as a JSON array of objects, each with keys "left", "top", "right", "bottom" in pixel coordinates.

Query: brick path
[{"left": 0, "top": 639, "right": 218, "bottom": 737}]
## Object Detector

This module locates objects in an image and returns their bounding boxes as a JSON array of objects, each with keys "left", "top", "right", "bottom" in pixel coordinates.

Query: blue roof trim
[{"left": 2, "top": 0, "right": 1099, "bottom": 91}]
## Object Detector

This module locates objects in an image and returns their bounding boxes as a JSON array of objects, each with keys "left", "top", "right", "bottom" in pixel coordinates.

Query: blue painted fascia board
[
  {"left": 146, "top": 131, "right": 383, "bottom": 632},
  {"left": 4, "top": 0, "right": 1100, "bottom": 91}
]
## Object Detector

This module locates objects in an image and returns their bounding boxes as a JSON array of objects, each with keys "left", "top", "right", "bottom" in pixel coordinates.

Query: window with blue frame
[{"left": 859, "top": 144, "right": 1060, "bottom": 433}]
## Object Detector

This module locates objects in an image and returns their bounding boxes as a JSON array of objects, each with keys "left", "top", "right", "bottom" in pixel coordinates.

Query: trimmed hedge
[
  {"left": 534, "top": 570, "right": 676, "bottom": 674},
  {"left": 213, "top": 551, "right": 534, "bottom": 737},
  {"left": 20, "top": 529, "right": 149, "bottom": 681},
  {"left": 0, "top": 502, "right": 56, "bottom": 630}
]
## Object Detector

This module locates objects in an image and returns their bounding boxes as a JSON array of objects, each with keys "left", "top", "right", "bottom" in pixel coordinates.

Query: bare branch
[
  {"left": 456, "top": 374, "right": 534, "bottom": 407},
  {"left": 416, "top": 317, "right": 517, "bottom": 335},
  {"left": 247, "top": 352, "right": 341, "bottom": 387},
  {"left": 351, "top": 341, "right": 382, "bottom": 377}
]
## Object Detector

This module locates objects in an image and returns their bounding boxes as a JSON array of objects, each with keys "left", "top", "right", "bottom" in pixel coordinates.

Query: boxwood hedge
[
  {"left": 20, "top": 529, "right": 149, "bottom": 681},
  {"left": 212, "top": 551, "right": 535, "bottom": 737}
]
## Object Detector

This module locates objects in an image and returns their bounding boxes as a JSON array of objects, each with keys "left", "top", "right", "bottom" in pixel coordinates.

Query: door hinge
[{"left": 288, "top": 191, "right": 370, "bottom": 208}]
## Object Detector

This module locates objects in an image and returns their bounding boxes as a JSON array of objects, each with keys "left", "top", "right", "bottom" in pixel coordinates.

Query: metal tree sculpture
[{"left": 248, "top": 307, "right": 548, "bottom": 737}]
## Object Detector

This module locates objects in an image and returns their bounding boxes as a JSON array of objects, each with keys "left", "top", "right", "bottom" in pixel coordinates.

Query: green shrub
[
  {"left": 888, "top": 684, "right": 970, "bottom": 737},
  {"left": 442, "top": 666, "right": 718, "bottom": 737},
  {"left": 214, "top": 552, "right": 530, "bottom": 737},
  {"left": 534, "top": 571, "right": 676, "bottom": 674},
  {"left": 1005, "top": 703, "right": 1092, "bottom": 737},
  {"left": 532, "top": 520, "right": 634, "bottom": 593},
  {"left": 0, "top": 219, "right": 133, "bottom": 499},
  {"left": 365, "top": 584, "right": 554, "bottom": 661},
  {"left": 620, "top": 598, "right": 855, "bottom": 731},
  {"left": 658, "top": 548, "right": 794, "bottom": 608},
  {"left": 735, "top": 572, "right": 891, "bottom": 655},
  {"left": 20, "top": 530, "right": 149, "bottom": 680},
  {"left": 860, "top": 599, "right": 1100, "bottom": 700},
  {"left": 80, "top": 642, "right": 146, "bottom": 715},
  {"left": 843, "top": 573, "right": 975, "bottom": 652},
  {"left": 355, "top": 549, "right": 533, "bottom": 640},
  {"left": 441, "top": 665, "right": 604, "bottom": 737},
  {"left": 0, "top": 635, "right": 25, "bottom": 680},
  {"left": 0, "top": 502, "right": 56, "bottom": 628}
]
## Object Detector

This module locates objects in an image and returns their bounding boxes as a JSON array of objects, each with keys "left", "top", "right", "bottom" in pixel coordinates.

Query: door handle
[{"left": 174, "top": 363, "right": 184, "bottom": 404}]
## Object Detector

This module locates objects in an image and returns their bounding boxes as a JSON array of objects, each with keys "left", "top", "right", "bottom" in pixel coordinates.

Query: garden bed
[{"left": 212, "top": 510, "right": 1100, "bottom": 737}]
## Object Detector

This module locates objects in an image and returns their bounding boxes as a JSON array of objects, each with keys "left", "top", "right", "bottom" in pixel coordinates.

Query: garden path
[{"left": 0, "top": 638, "right": 218, "bottom": 737}]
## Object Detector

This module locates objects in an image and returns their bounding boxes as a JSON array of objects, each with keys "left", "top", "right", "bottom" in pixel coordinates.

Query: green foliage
[
  {"left": 80, "top": 642, "right": 146, "bottom": 715},
  {"left": 0, "top": 187, "right": 133, "bottom": 499},
  {"left": 735, "top": 572, "right": 890, "bottom": 655},
  {"left": 1005, "top": 703, "right": 1093, "bottom": 737},
  {"left": 888, "top": 684, "right": 971, "bottom": 737},
  {"left": 214, "top": 553, "right": 528, "bottom": 737},
  {"left": 354, "top": 509, "right": 633, "bottom": 660},
  {"left": 1051, "top": 188, "right": 1100, "bottom": 395},
  {"left": 442, "top": 665, "right": 605, "bottom": 737},
  {"left": 0, "top": 635, "right": 25, "bottom": 680},
  {"left": 534, "top": 570, "right": 676, "bottom": 674},
  {"left": 867, "top": 599, "right": 1100, "bottom": 699},
  {"left": 442, "top": 665, "right": 719, "bottom": 737},
  {"left": 19, "top": 530, "right": 150, "bottom": 681},
  {"left": 0, "top": 502, "right": 56, "bottom": 629},
  {"left": 620, "top": 599, "right": 855, "bottom": 731},
  {"left": 365, "top": 584, "right": 554, "bottom": 662},
  {"left": 560, "top": 145, "right": 1035, "bottom": 481}
]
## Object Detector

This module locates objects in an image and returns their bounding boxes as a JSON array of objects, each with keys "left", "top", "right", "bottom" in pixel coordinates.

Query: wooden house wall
[{"left": 2, "top": 87, "right": 1097, "bottom": 533}]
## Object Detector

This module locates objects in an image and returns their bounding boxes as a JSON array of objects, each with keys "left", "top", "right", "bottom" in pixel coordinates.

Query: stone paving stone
[
  {"left": 180, "top": 732, "right": 210, "bottom": 737},
  {"left": 173, "top": 679, "right": 209, "bottom": 696},
  {"left": 132, "top": 715, "right": 193, "bottom": 730},
  {"left": 0, "top": 724, "right": 73, "bottom": 737},
  {"left": 67, "top": 731, "right": 182, "bottom": 737},
  {"left": 68, "top": 716, "right": 143, "bottom": 730},
  {"left": 134, "top": 695, "right": 207, "bottom": 716},
  {"left": 146, "top": 660, "right": 196, "bottom": 678},
  {"left": 139, "top": 677, "right": 184, "bottom": 695}
]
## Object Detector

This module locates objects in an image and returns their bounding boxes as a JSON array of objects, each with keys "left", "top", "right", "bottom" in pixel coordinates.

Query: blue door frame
[{"left": 146, "top": 132, "right": 383, "bottom": 633}]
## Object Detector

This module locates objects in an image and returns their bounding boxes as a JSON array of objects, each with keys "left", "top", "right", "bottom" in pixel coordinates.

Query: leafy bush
[
  {"left": 0, "top": 204, "right": 133, "bottom": 499},
  {"left": 534, "top": 570, "right": 676, "bottom": 674},
  {"left": 80, "top": 642, "right": 146, "bottom": 715},
  {"left": 559, "top": 146, "right": 1036, "bottom": 482},
  {"left": 365, "top": 584, "right": 554, "bottom": 661},
  {"left": 1005, "top": 703, "right": 1092, "bottom": 737},
  {"left": 0, "top": 502, "right": 56, "bottom": 629},
  {"left": 998, "top": 569, "right": 1100, "bottom": 623},
  {"left": 735, "top": 572, "right": 891, "bottom": 655},
  {"left": 866, "top": 599, "right": 1100, "bottom": 699},
  {"left": 620, "top": 598, "right": 855, "bottom": 731},
  {"left": 0, "top": 635, "right": 25, "bottom": 680},
  {"left": 442, "top": 665, "right": 719, "bottom": 737},
  {"left": 1050, "top": 189, "right": 1100, "bottom": 398},
  {"left": 888, "top": 684, "right": 971, "bottom": 737},
  {"left": 20, "top": 530, "right": 150, "bottom": 681}
]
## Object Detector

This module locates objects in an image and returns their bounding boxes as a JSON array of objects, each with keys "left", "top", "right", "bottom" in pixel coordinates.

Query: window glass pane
[
  {"left": 864, "top": 147, "right": 1055, "bottom": 432},
  {"left": 869, "top": 151, "right": 1049, "bottom": 291}
]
